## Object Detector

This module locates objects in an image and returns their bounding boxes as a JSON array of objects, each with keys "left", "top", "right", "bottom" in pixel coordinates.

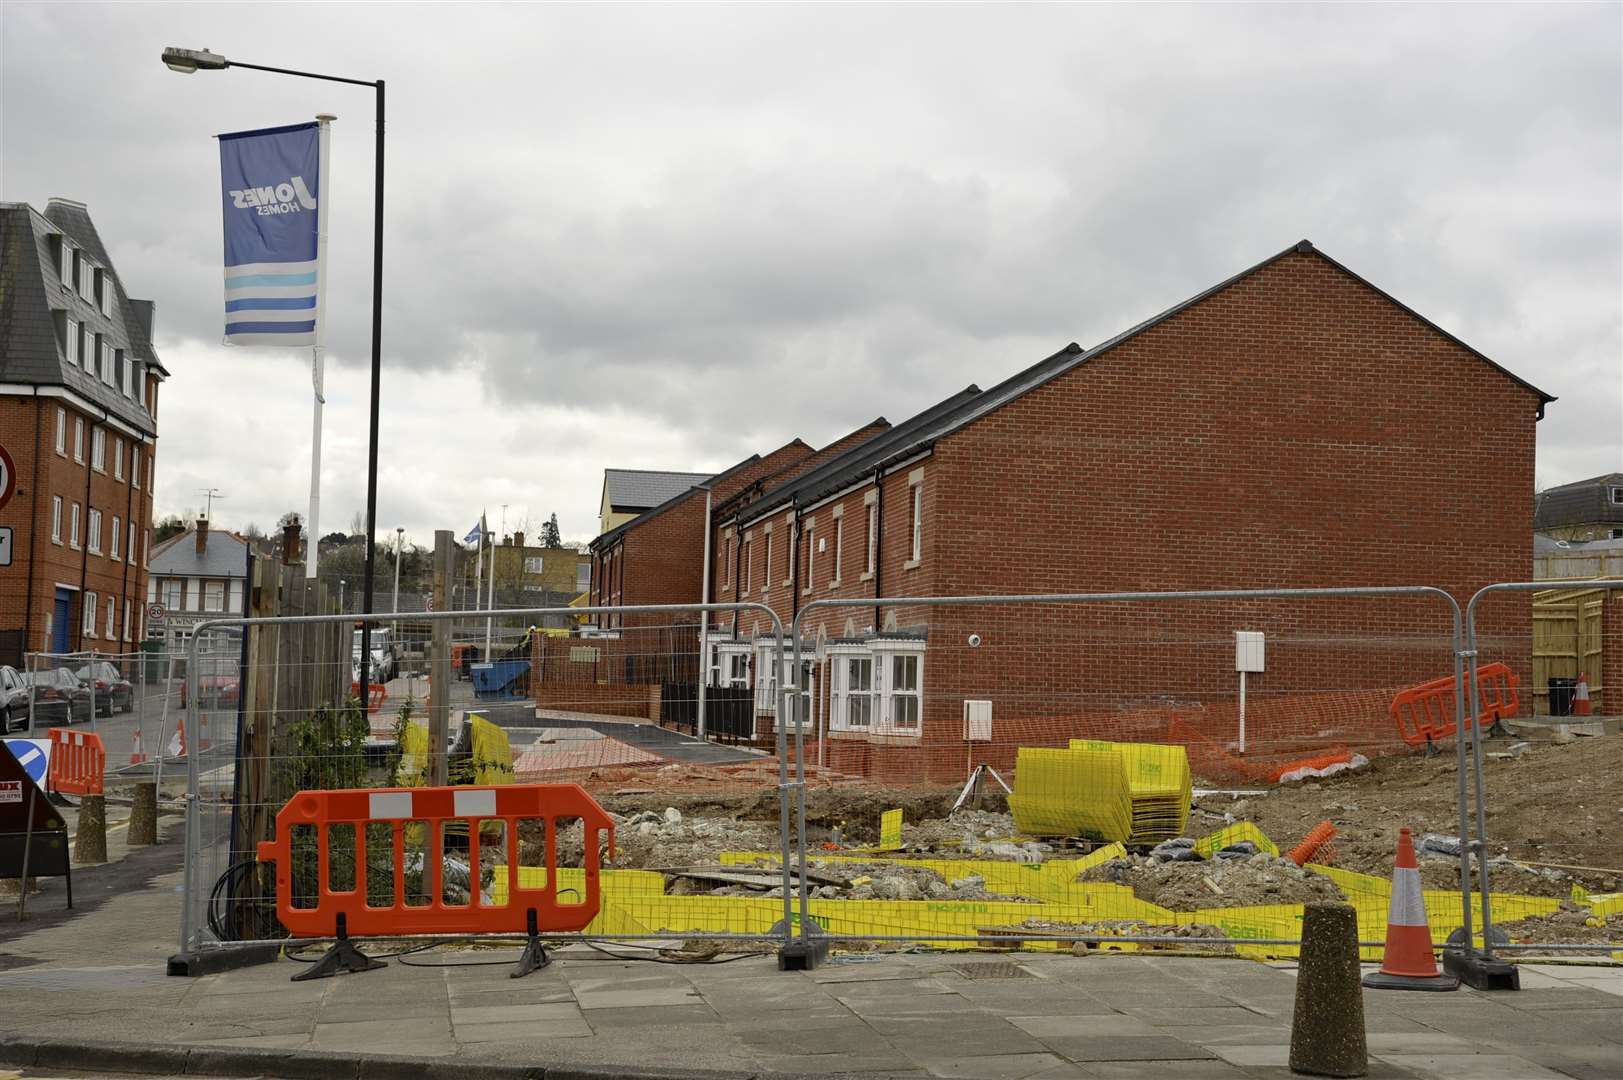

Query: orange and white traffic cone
[
  {"left": 128, "top": 727, "right": 147, "bottom": 765},
  {"left": 1363, "top": 827, "right": 1459, "bottom": 991},
  {"left": 166, "top": 721, "right": 186, "bottom": 759},
  {"left": 1574, "top": 673, "right": 1592, "bottom": 717}
]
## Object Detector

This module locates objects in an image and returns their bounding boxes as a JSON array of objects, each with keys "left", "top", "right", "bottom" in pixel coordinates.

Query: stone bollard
[
  {"left": 128, "top": 782, "right": 159, "bottom": 846},
  {"left": 1290, "top": 901, "right": 1368, "bottom": 1078},
  {"left": 74, "top": 795, "right": 108, "bottom": 864}
]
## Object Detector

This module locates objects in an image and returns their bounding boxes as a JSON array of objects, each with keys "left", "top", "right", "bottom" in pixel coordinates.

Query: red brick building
[
  {"left": 703, "top": 241, "right": 1551, "bottom": 778},
  {"left": 1, "top": 200, "right": 166, "bottom": 665}
]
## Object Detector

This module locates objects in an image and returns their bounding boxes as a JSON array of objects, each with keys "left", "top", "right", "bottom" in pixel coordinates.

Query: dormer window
[
  {"left": 77, "top": 255, "right": 95, "bottom": 301},
  {"left": 57, "top": 237, "right": 73, "bottom": 284},
  {"left": 1610, "top": 486, "right": 1623, "bottom": 506},
  {"left": 97, "top": 269, "right": 113, "bottom": 317}
]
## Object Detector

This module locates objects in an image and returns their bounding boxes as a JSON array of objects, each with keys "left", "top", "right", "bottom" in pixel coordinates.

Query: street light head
[{"left": 161, "top": 46, "right": 227, "bottom": 74}]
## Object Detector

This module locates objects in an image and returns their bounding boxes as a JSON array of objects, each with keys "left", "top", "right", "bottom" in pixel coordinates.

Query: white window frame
[
  {"left": 761, "top": 529, "right": 773, "bottom": 597},
  {"left": 91, "top": 427, "right": 105, "bottom": 472},
  {"left": 83, "top": 591, "right": 97, "bottom": 637},
  {"left": 118, "top": 350, "right": 128, "bottom": 396},
  {"left": 1610, "top": 486, "right": 1623, "bottom": 506},
  {"left": 99, "top": 271, "right": 113, "bottom": 317},
  {"left": 54, "top": 407, "right": 66, "bottom": 455},
  {"left": 873, "top": 639, "right": 925, "bottom": 734},
  {"left": 110, "top": 516, "right": 121, "bottom": 561},
  {"left": 524, "top": 556, "right": 544, "bottom": 574},
  {"left": 907, "top": 476, "right": 923, "bottom": 567},
  {"left": 51, "top": 496, "right": 62, "bottom": 543},
  {"left": 864, "top": 499, "right": 878, "bottom": 579},
  {"left": 161, "top": 579, "right": 182, "bottom": 611},
  {"left": 831, "top": 513, "right": 844, "bottom": 586},
  {"left": 828, "top": 646, "right": 876, "bottom": 732},
  {"left": 124, "top": 599, "right": 132, "bottom": 641},
  {"left": 716, "top": 642, "right": 751, "bottom": 689},
  {"left": 69, "top": 502, "right": 81, "bottom": 549},
  {"left": 86, "top": 508, "right": 102, "bottom": 554},
  {"left": 722, "top": 533, "right": 733, "bottom": 588},
  {"left": 228, "top": 580, "right": 244, "bottom": 614},
  {"left": 754, "top": 639, "right": 781, "bottom": 714},
  {"left": 802, "top": 524, "right": 815, "bottom": 595},
  {"left": 113, "top": 437, "right": 124, "bottom": 480},
  {"left": 74, "top": 418, "right": 84, "bottom": 463},
  {"left": 101, "top": 342, "right": 114, "bottom": 386},
  {"left": 742, "top": 534, "right": 753, "bottom": 595},
  {"left": 58, "top": 238, "right": 73, "bottom": 284},
  {"left": 106, "top": 595, "right": 116, "bottom": 639},
  {"left": 145, "top": 456, "right": 153, "bottom": 491},
  {"left": 78, "top": 256, "right": 94, "bottom": 301},
  {"left": 204, "top": 580, "right": 225, "bottom": 612},
  {"left": 65, "top": 319, "right": 78, "bottom": 368},
  {"left": 131, "top": 446, "right": 140, "bottom": 490}
]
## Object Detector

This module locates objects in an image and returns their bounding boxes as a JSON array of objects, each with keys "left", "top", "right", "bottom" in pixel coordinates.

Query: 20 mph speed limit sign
[{"left": 0, "top": 442, "right": 15, "bottom": 514}]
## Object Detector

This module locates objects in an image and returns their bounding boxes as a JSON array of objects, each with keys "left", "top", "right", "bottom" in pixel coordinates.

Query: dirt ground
[
  {"left": 1077, "top": 852, "right": 1347, "bottom": 909},
  {"left": 1216, "top": 729, "right": 1623, "bottom": 897},
  {"left": 1498, "top": 901, "right": 1623, "bottom": 946}
]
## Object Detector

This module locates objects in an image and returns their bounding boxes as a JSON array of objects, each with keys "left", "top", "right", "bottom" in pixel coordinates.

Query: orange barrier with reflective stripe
[
  {"left": 255, "top": 784, "right": 613, "bottom": 938},
  {"left": 349, "top": 682, "right": 388, "bottom": 714},
  {"left": 47, "top": 728, "right": 105, "bottom": 796},
  {"left": 1389, "top": 663, "right": 1520, "bottom": 748}
]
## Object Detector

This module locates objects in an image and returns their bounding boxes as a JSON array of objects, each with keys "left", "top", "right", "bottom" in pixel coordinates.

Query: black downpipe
[
  {"left": 22, "top": 398, "right": 43, "bottom": 658},
  {"left": 75, "top": 419, "right": 100, "bottom": 652},
  {"left": 789, "top": 499, "right": 800, "bottom": 624}
]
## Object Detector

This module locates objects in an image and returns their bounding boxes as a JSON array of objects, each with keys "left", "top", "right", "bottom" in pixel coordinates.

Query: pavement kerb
[{"left": 0, "top": 1035, "right": 779, "bottom": 1080}]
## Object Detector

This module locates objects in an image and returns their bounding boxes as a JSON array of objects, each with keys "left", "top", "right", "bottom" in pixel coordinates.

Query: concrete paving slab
[
  {"left": 951, "top": 986, "right": 1122, "bottom": 1016},
  {"left": 1037, "top": 1036, "right": 1216, "bottom": 1063},
  {"left": 309, "top": 1017, "right": 453, "bottom": 1055},
  {"left": 319, "top": 997, "right": 449, "bottom": 1023},
  {"left": 1208, "top": 1045, "right": 1290, "bottom": 1068},
  {"left": 1376, "top": 1053, "right": 1571, "bottom": 1079},
  {"left": 1148, "top": 1024, "right": 1288, "bottom": 1049},
  {"left": 1079, "top": 1062, "right": 1255, "bottom": 1080},
  {"left": 449, "top": 1001, "right": 585, "bottom": 1025},
  {"left": 746, "top": 1048, "right": 921, "bottom": 1074},
  {"left": 1117, "top": 1006, "right": 1269, "bottom": 1027},
  {"left": 1007, "top": 1015, "right": 1155, "bottom": 1038},
  {"left": 454, "top": 1018, "right": 595, "bottom": 1042},
  {"left": 580, "top": 1003, "right": 720, "bottom": 1027},
  {"left": 919, "top": 1051, "right": 1074, "bottom": 1079},
  {"left": 837, "top": 992, "right": 992, "bottom": 1021},
  {"left": 445, "top": 982, "right": 577, "bottom": 1006},
  {"left": 574, "top": 985, "right": 705, "bottom": 1009},
  {"left": 885, "top": 1021, "right": 1052, "bottom": 1061},
  {"left": 736, "top": 1022, "right": 896, "bottom": 1056}
]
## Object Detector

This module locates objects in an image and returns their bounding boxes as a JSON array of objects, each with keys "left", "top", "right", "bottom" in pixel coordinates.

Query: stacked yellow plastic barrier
[
  {"left": 1072, "top": 739, "right": 1192, "bottom": 844},
  {"left": 1008, "top": 747, "right": 1135, "bottom": 841}
]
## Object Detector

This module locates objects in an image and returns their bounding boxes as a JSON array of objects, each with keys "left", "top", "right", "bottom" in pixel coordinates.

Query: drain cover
[{"left": 953, "top": 961, "right": 1033, "bottom": 980}]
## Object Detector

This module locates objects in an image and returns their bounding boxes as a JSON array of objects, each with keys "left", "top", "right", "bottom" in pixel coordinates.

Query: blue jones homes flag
[{"left": 218, "top": 122, "right": 320, "bottom": 346}]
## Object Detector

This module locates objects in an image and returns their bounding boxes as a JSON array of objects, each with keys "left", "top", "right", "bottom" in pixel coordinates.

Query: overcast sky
[{"left": 4, "top": 3, "right": 1620, "bottom": 548}]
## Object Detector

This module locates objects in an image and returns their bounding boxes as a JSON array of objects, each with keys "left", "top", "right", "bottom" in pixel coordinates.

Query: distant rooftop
[{"left": 603, "top": 468, "right": 712, "bottom": 512}]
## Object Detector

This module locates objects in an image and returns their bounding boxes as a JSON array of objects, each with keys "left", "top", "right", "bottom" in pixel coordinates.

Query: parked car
[
  {"left": 178, "top": 657, "right": 241, "bottom": 710},
  {"left": 21, "top": 668, "right": 93, "bottom": 726},
  {"left": 0, "top": 665, "right": 31, "bottom": 733},
  {"left": 74, "top": 660, "right": 134, "bottom": 717}
]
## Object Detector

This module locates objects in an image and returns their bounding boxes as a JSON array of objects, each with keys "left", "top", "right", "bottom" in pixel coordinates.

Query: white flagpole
[
  {"left": 471, "top": 512, "right": 486, "bottom": 615},
  {"left": 484, "top": 529, "right": 496, "bottom": 653},
  {"left": 307, "top": 113, "right": 335, "bottom": 580}
]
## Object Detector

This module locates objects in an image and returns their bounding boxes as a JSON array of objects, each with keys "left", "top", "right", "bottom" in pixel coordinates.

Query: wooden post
[{"left": 428, "top": 530, "right": 452, "bottom": 786}]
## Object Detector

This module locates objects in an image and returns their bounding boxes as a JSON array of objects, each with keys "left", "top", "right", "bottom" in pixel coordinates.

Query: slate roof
[
  {"left": 0, "top": 199, "right": 165, "bottom": 436},
  {"left": 592, "top": 453, "right": 778, "bottom": 551},
  {"left": 1535, "top": 473, "right": 1623, "bottom": 530},
  {"left": 149, "top": 527, "right": 250, "bottom": 579},
  {"left": 602, "top": 469, "right": 713, "bottom": 513},
  {"left": 737, "top": 239, "right": 1556, "bottom": 527}
]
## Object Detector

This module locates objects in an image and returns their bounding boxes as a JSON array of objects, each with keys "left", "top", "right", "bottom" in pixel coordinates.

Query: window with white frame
[
  {"left": 145, "top": 456, "right": 153, "bottom": 490},
  {"left": 803, "top": 525, "right": 815, "bottom": 593},
  {"left": 106, "top": 595, "right": 116, "bottom": 639},
  {"left": 909, "top": 477, "right": 923, "bottom": 564},
  {"left": 872, "top": 639, "right": 925, "bottom": 733},
  {"left": 865, "top": 500, "right": 878, "bottom": 577},
  {"left": 129, "top": 361, "right": 142, "bottom": 400},
  {"left": 754, "top": 640, "right": 781, "bottom": 714},
  {"left": 69, "top": 503, "right": 81, "bottom": 549},
  {"left": 716, "top": 643, "right": 750, "bottom": 689},
  {"left": 742, "top": 535, "right": 753, "bottom": 594},
  {"left": 99, "top": 271, "right": 113, "bottom": 317},
  {"left": 124, "top": 599, "right": 132, "bottom": 641},
  {"left": 118, "top": 351, "right": 129, "bottom": 396},
  {"left": 87, "top": 508, "right": 102, "bottom": 553},
  {"left": 81, "top": 326, "right": 92, "bottom": 373},
  {"left": 205, "top": 581, "right": 225, "bottom": 612},
  {"left": 51, "top": 497, "right": 62, "bottom": 543},
  {"left": 101, "top": 342, "right": 115, "bottom": 386},
  {"left": 161, "top": 579, "right": 182, "bottom": 610},
  {"left": 65, "top": 318, "right": 79, "bottom": 367},
  {"left": 761, "top": 530, "right": 773, "bottom": 595},
  {"left": 829, "top": 648, "right": 875, "bottom": 731},
  {"left": 54, "top": 407, "right": 66, "bottom": 455},
  {"left": 84, "top": 592, "right": 98, "bottom": 636},
  {"left": 91, "top": 428, "right": 105, "bottom": 471},
  {"left": 132, "top": 447, "right": 140, "bottom": 489},
  {"left": 78, "top": 256, "right": 94, "bottom": 301},
  {"left": 74, "top": 418, "right": 84, "bottom": 463},
  {"left": 723, "top": 534, "right": 733, "bottom": 587},
  {"left": 113, "top": 437, "right": 124, "bottom": 480},
  {"left": 524, "top": 556, "right": 544, "bottom": 574},
  {"left": 186, "top": 580, "right": 201, "bottom": 612},
  {"left": 58, "top": 238, "right": 73, "bottom": 283},
  {"left": 110, "top": 516, "right": 121, "bottom": 560},
  {"left": 1611, "top": 486, "right": 1623, "bottom": 506},
  {"left": 831, "top": 514, "right": 843, "bottom": 584}
]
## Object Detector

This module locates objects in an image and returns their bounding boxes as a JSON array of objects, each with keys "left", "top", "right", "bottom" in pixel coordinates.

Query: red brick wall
[{"left": 0, "top": 396, "right": 155, "bottom": 659}]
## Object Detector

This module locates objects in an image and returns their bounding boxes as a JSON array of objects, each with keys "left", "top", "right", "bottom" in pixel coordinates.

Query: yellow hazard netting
[{"left": 1007, "top": 742, "right": 1192, "bottom": 844}]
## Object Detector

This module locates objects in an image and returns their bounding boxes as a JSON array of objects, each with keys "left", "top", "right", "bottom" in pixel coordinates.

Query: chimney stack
[
  {"left": 196, "top": 518, "right": 209, "bottom": 556},
  {"left": 513, "top": 530, "right": 525, "bottom": 548},
  {"left": 282, "top": 519, "right": 303, "bottom": 566}
]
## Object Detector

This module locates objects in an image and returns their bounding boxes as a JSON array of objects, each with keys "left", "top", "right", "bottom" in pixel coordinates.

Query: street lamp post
[
  {"left": 393, "top": 527, "right": 405, "bottom": 613},
  {"left": 163, "top": 46, "right": 386, "bottom": 710},
  {"left": 339, "top": 579, "right": 347, "bottom": 613}
]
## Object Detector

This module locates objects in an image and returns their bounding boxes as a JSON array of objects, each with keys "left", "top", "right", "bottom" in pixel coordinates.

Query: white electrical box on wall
[
  {"left": 1235, "top": 631, "right": 1265, "bottom": 673},
  {"left": 964, "top": 700, "right": 993, "bottom": 741}
]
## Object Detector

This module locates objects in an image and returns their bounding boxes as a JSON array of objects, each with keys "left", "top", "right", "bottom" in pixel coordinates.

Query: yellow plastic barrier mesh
[
  {"left": 1009, "top": 747, "right": 1135, "bottom": 842},
  {"left": 465, "top": 713, "right": 515, "bottom": 785},
  {"left": 1193, "top": 822, "right": 1280, "bottom": 859},
  {"left": 1069, "top": 740, "right": 1193, "bottom": 844}
]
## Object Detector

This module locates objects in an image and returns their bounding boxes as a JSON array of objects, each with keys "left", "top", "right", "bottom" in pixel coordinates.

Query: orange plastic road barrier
[
  {"left": 47, "top": 728, "right": 105, "bottom": 796},
  {"left": 1573, "top": 673, "right": 1592, "bottom": 717},
  {"left": 256, "top": 783, "right": 614, "bottom": 977},
  {"left": 1389, "top": 663, "right": 1520, "bottom": 749},
  {"left": 1287, "top": 820, "right": 1337, "bottom": 866},
  {"left": 349, "top": 682, "right": 388, "bottom": 714},
  {"left": 1362, "top": 827, "right": 1458, "bottom": 991}
]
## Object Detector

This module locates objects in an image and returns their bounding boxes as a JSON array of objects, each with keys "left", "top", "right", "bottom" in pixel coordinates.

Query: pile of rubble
[
  {"left": 983, "top": 918, "right": 1236, "bottom": 954},
  {"left": 610, "top": 808, "right": 780, "bottom": 868},
  {"left": 1498, "top": 901, "right": 1623, "bottom": 947},
  {"left": 899, "top": 810, "right": 1055, "bottom": 861},
  {"left": 667, "top": 859, "right": 1035, "bottom": 901},
  {"left": 1077, "top": 846, "right": 1346, "bottom": 909}
]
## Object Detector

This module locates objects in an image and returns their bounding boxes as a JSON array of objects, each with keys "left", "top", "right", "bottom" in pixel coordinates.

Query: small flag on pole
[{"left": 464, "top": 521, "right": 483, "bottom": 545}]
